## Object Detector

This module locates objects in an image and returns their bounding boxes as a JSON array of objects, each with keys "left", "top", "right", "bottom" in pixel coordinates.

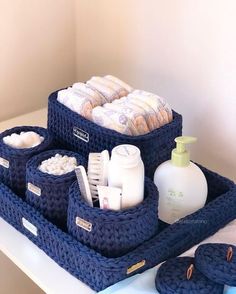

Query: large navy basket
[
  {"left": 0, "top": 126, "right": 53, "bottom": 197},
  {"left": 47, "top": 90, "right": 183, "bottom": 178},
  {"left": 67, "top": 177, "right": 159, "bottom": 257},
  {"left": 0, "top": 165, "right": 235, "bottom": 291},
  {"left": 25, "top": 149, "right": 86, "bottom": 229}
]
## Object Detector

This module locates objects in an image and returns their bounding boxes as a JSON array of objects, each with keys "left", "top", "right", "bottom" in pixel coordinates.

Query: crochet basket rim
[
  {"left": 0, "top": 126, "right": 52, "bottom": 155},
  {"left": 26, "top": 149, "right": 86, "bottom": 182},
  {"left": 48, "top": 90, "right": 182, "bottom": 140},
  {"left": 69, "top": 177, "right": 158, "bottom": 218}
]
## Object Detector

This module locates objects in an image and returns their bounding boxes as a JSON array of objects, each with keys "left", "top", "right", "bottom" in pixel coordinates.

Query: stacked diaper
[
  {"left": 93, "top": 90, "right": 173, "bottom": 135},
  {"left": 57, "top": 75, "right": 133, "bottom": 120},
  {"left": 57, "top": 75, "right": 173, "bottom": 136}
]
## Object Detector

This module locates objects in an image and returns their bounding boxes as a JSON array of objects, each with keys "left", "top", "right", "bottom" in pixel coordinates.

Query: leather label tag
[
  {"left": 0, "top": 157, "right": 9, "bottom": 168},
  {"left": 76, "top": 217, "right": 92, "bottom": 232},
  {"left": 127, "top": 260, "right": 146, "bottom": 274},
  {"left": 27, "top": 183, "right": 41, "bottom": 196}
]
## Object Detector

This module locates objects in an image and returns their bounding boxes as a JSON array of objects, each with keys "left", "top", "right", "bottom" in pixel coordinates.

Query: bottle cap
[
  {"left": 171, "top": 136, "right": 197, "bottom": 167},
  {"left": 111, "top": 145, "right": 141, "bottom": 168}
]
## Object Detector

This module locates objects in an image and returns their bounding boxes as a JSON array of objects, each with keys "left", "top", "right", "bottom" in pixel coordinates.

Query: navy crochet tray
[
  {"left": 47, "top": 90, "right": 183, "bottom": 178},
  {"left": 0, "top": 165, "right": 235, "bottom": 292}
]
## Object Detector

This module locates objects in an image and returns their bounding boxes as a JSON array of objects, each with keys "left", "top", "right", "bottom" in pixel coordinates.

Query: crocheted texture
[
  {"left": 0, "top": 126, "right": 54, "bottom": 197},
  {"left": 195, "top": 243, "right": 236, "bottom": 287},
  {"left": 25, "top": 149, "right": 86, "bottom": 229},
  {"left": 0, "top": 165, "right": 235, "bottom": 291},
  {"left": 67, "top": 177, "right": 159, "bottom": 257},
  {"left": 47, "top": 90, "right": 183, "bottom": 178},
  {"left": 155, "top": 257, "right": 224, "bottom": 294}
]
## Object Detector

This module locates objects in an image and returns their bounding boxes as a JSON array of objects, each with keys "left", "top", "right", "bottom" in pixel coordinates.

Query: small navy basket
[
  {"left": 25, "top": 149, "right": 86, "bottom": 229},
  {"left": 67, "top": 177, "right": 159, "bottom": 257},
  {"left": 0, "top": 126, "right": 53, "bottom": 197},
  {"left": 155, "top": 257, "right": 224, "bottom": 294},
  {"left": 47, "top": 90, "right": 183, "bottom": 178},
  {"left": 0, "top": 165, "right": 235, "bottom": 291}
]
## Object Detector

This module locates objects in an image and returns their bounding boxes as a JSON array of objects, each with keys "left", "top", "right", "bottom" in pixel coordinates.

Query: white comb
[{"left": 75, "top": 166, "right": 93, "bottom": 207}]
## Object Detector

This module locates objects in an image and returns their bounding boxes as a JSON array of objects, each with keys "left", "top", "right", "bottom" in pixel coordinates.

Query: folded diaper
[
  {"left": 88, "top": 76, "right": 127, "bottom": 99},
  {"left": 106, "top": 100, "right": 150, "bottom": 135},
  {"left": 103, "top": 103, "right": 137, "bottom": 135},
  {"left": 72, "top": 82, "right": 105, "bottom": 106},
  {"left": 3, "top": 131, "right": 44, "bottom": 149},
  {"left": 127, "top": 94, "right": 161, "bottom": 130},
  {"left": 131, "top": 90, "right": 169, "bottom": 126},
  {"left": 57, "top": 88, "right": 93, "bottom": 120},
  {"left": 133, "top": 90, "right": 173, "bottom": 123},
  {"left": 92, "top": 106, "right": 133, "bottom": 135},
  {"left": 87, "top": 77, "right": 119, "bottom": 103},
  {"left": 105, "top": 75, "right": 133, "bottom": 93},
  {"left": 101, "top": 76, "right": 129, "bottom": 98}
]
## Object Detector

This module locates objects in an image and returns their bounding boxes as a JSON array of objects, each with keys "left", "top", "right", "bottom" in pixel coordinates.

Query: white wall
[
  {"left": 0, "top": 1, "right": 75, "bottom": 293},
  {"left": 0, "top": 0, "right": 76, "bottom": 121},
  {"left": 75, "top": 0, "right": 236, "bottom": 181}
]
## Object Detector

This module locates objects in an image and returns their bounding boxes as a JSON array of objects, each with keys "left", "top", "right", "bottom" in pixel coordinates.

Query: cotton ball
[
  {"left": 3, "top": 135, "right": 12, "bottom": 146},
  {"left": 38, "top": 154, "right": 77, "bottom": 176},
  {"left": 21, "top": 132, "right": 42, "bottom": 148},
  {"left": 4, "top": 131, "right": 44, "bottom": 149},
  {"left": 3, "top": 133, "right": 24, "bottom": 148}
]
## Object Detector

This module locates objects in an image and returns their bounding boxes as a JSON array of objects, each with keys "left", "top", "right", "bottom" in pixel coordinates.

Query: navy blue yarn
[
  {"left": 0, "top": 126, "right": 54, "bottom": 197},
  {"left": 195, "top": 243, "right": 236, "bottom": 287},
  {"left": 47, "top": 90, "right": 183, "bottom": 178},
  {"left": 25, "top": 149, "right": 86, "bottom": 229},
  {"left": 0, "top": 165, "right": 235, "bottom": 291},
  {"left": 155, "top": 257, "right": 224, "bottom": 293},
  {"left": 67, "top": 177, "right": 159, "bottom": 257}
]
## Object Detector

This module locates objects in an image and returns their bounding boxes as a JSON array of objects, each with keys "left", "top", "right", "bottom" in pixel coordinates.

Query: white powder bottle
[{"left": 108, "top": 144, "right": 144, "bottom": 209}]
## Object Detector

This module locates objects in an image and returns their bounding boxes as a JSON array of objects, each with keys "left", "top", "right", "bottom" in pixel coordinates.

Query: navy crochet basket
[
  {"left": 47, "top": 90, "right": 183, "bottom": 178},
  {"left": 25, "top": 149, "right": 86, "bottom": 229},
  {"left": 67, "top": 177, "right": 159, "bottom": 257},
  {"left": 0, "top": 165, "right": 235, "bottom": 291},
  {"left": 0, "top": 126, "right": 53, "bottom": 197}
]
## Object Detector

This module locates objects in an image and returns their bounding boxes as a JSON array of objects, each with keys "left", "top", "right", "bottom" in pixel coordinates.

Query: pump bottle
[{"left": 154, "top": 136, "right": 208, "bottom": 224}]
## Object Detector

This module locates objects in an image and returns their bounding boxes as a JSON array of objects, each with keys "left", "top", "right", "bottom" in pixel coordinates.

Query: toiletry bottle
[
  {"left": 108, "top": 144, "right": 144, "bottom": 209},
  {"left": 154, "top": 136, "right": 208, "bottom": 224}
]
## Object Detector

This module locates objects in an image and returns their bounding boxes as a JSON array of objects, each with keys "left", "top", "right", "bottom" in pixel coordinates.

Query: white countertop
[{"left": 0, "top": 109, "right": 236, "bottom": 294}]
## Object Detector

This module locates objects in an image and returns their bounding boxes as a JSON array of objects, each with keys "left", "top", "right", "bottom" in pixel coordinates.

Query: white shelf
[{"left": 0, "top": 218, "right": 94, "bottom": 294}]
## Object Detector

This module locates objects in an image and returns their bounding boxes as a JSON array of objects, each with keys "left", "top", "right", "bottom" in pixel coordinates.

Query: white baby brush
[{"left": 87, "top": 150, "right": 110, "bottom": 201}]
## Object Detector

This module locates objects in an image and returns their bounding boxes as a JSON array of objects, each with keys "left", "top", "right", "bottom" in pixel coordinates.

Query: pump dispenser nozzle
[{"left": 171, "top": 136, "right": 197, "bottom": 167}]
